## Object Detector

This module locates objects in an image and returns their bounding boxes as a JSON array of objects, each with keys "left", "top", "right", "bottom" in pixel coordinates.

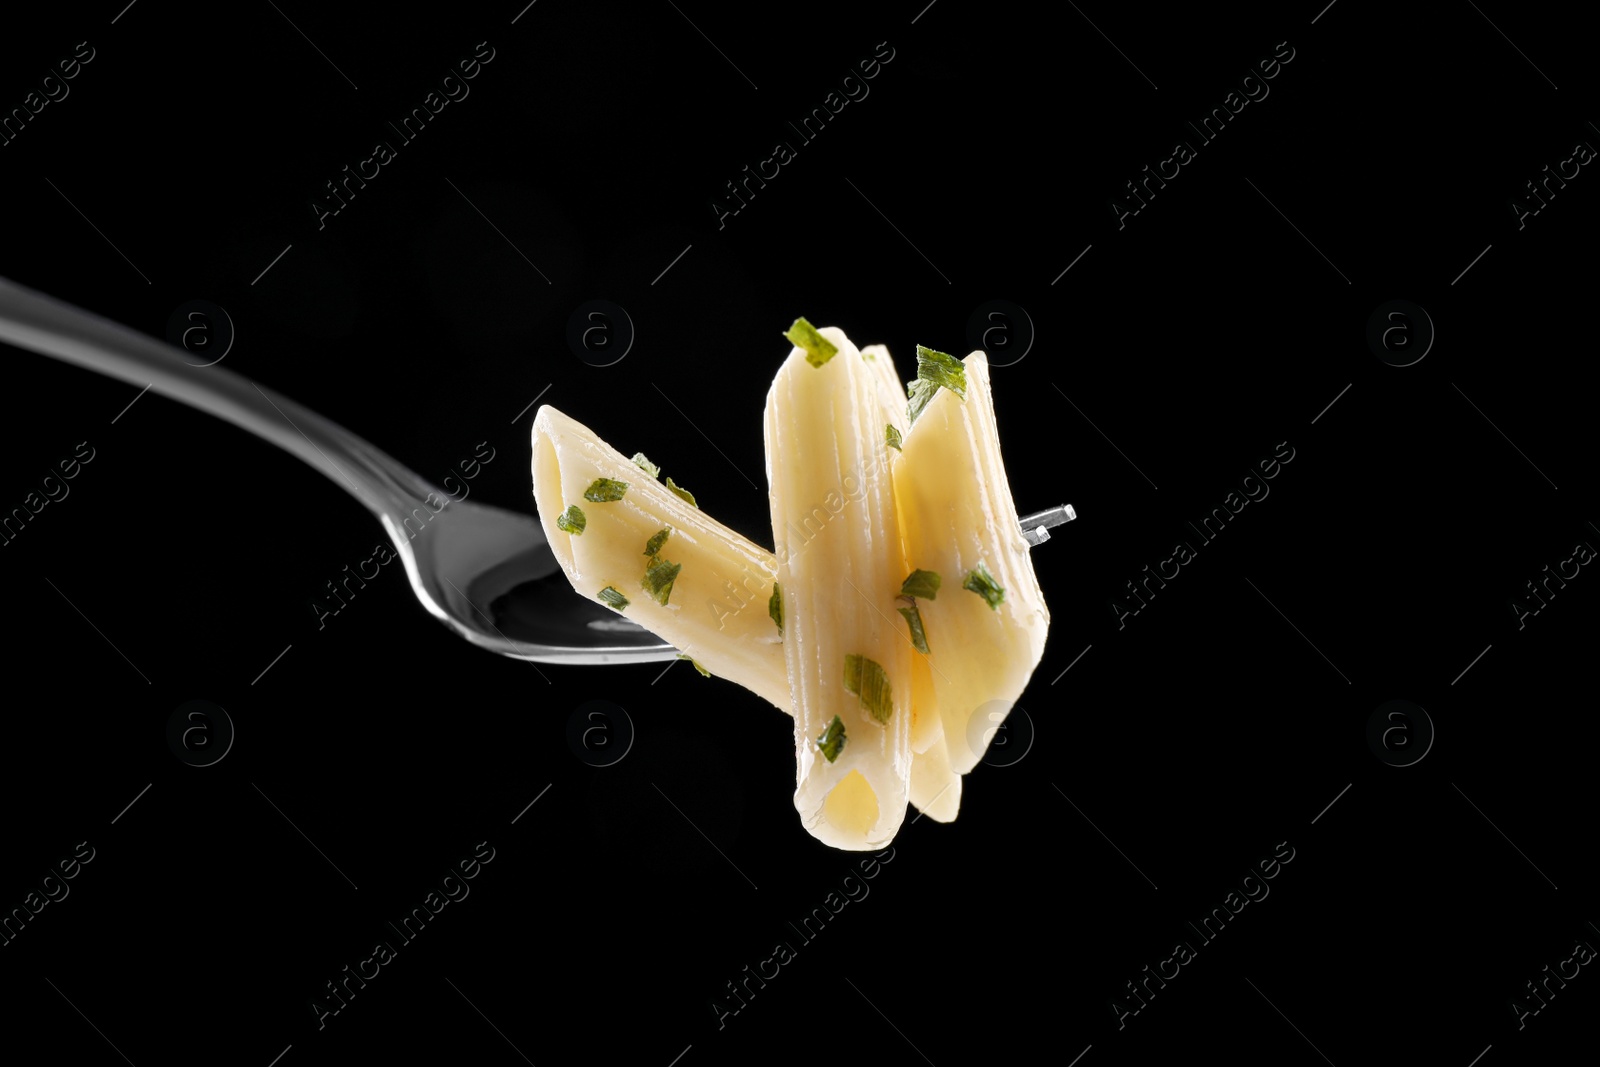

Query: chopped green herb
[
  {"left": 583, "top": 478, "right": 629, "bottom": 503},
  {"left": 907, "top": 378, "right": 939, "bottom": 424},
  {"left": 784, "top": 317, "right": 839, "bottom": 368},
  {"left": 666, "top": 476, "right": 697, "bottom": 507},
  {"left": 641, "top": 556, "right": 683, "bottom": 606},
  {"left": 555, "top": 505, "right": 586, "bottom": 535},
  {"left": 885, "top": 423, "right": 902, "bottom": 451},
  {"left": 677, "top": 654, "right": 710, "bottom": 677},
  {"left": 842, "top": 654, "right": 894, "bottom": 725},
  {"left": 916, "top": 345, "right": 967, "bottom": 396},
  {"left": 644, "top": 527, "right": 673, "bottom": 556},
  {"left": 962, "top": 560, "right": 1006, "bottom": 610},
  {"left": 597, "top": 586, "right": 629, "bottom": 610},
  {"left": 907, "top": 345, "right": 967, "bottom": 424},
  {"left": 769, "top": 581, "right": 783, "bottom": 636},
  {"left": 900, "top": 569, "right": 941, "bottom": 600},
  {"left": 631, "top": 453, "right": 661, "bottom": 479},
  {"left": 897, "top": 599, "right": 930, "bottom": 654},
  {"left": 816, "top": 715, "right": 846, "bottom": 763}
]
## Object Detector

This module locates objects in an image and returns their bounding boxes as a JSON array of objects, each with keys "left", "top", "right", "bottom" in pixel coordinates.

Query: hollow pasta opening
[{"left": 822, "top": 769, "right": 879, "bottom": 839}]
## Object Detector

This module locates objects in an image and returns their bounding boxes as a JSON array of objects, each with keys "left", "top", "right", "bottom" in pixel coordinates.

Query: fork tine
[{"left": 1018, "top": 504, "right": 1076, "bottom": 547}]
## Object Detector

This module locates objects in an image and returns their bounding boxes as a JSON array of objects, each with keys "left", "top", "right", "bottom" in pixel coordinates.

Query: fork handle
[{"left": 0, "top": 275, "right": 438, "bottom": 526}]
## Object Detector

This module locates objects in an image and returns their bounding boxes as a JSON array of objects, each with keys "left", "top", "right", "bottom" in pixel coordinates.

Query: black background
[{"left": 1, "top": 2, "right": 1595, "bottom": 1065}]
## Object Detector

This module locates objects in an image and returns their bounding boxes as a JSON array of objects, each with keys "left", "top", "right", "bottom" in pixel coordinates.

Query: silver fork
[{"left": 0, "top": 275, "right": 1076, "bottom": 664}]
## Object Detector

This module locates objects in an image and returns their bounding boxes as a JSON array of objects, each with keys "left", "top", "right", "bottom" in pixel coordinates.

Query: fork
[{"left": 0, "top": 275, "right": 1075, "bottom": 664}]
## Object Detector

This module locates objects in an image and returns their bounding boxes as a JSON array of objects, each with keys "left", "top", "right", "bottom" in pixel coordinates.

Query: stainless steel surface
[{"left": 1018, "top": 503, "right": 1077, "bottom": 546}]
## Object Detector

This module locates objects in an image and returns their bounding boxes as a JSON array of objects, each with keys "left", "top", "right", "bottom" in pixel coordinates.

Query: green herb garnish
[
  {"left": 784, "top": 317, "right": 838, "bottom": 368},
  {"left": 885, "top": 424, "right": 902, "bottom": 451},
  {"left": 556, "top": 505, "right": 586, "bottom": 535},
  {"left": 678, "top": 654, "right": 710, "bottom": 677},
  {"left": 631, "top": 453, "right": 661, "bottom": 479},
  {"left": 816, "top": 715, "right": 846, "bottom": 762},
  {"left": 897, "top": 599, "right": 930, "bottom": 654},
  {"left": 907, "top": 345, "right": 967, "bottom": 424},
  {"left": 644, "top": 527, "right": 673, "bottom": 556},
  {"left": 962, "top": 560, "right": 1005, "bottom": 610},
  {"left": 641, "top": 557, "right": 683, "bottom": 605},
  {"left": 906, "top": 378, "right": 938, "bottom": 424},
  {"left": 769, "top": 581, "right": 783, "bottom": 636},
  {"left": 666, "top": 476, "right": 697, "bottom": 507},
  {"left": 900, "top": 569, "right": 941, "bottom": 600},
  {"left": 583, "top": 478, "right": 629, "bottom": 502},
  {"left": 597, "top": 586, "right": 629, "bottom": 610},
  {"left": 843, "top": 654, "right": 894, "bottom": 725},
  {"left": 916, "top": 345, "right": 967, "bottom": 395}
]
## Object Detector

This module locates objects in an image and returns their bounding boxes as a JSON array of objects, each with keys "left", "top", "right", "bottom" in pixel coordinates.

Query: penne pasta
[
  {"left": 860, "top": 343, "right": 908, "bottom": 452},
  {"left": 882, "top": 343, "right": 963, "bottom": 820},
  {"left": 905, "top": 653, "right": 961, "bottom": 822},
  {"left": 765, "top": 326, "right": 912, "bottom": 850},
  {"left": 893, "top": 350, "right": 1049, "bottom": 773},
  {"left": 531, "top": 406, "right": 788, "bottom": 709},
  {"left": 529, "top": 325, "right": 1052, "bottom": 848}
]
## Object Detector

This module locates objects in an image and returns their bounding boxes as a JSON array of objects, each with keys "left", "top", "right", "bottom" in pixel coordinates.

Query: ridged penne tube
[
  {"left": 882, "top": 343, "right": 961, "bottom": 816},
  {"left": 906, "top": 630, "right": 942, "bottom": 754},
  {"left": 531, "top": 405, "right": 788, "bottom": 709},
  {"left": 894, "top": 351, "right": 1049, "bottom": 773},
  {"left": 905, "top": 655, "right": 961, "bottom": 821},
  {"left": 875, "top": 342, "right": 947, "bottom": 760},
  {"left": 859, "top": 343, "right": 908, "bottom": 450},
  {"left": 766, "top": 326, "right": 912, "bottom": 850}
]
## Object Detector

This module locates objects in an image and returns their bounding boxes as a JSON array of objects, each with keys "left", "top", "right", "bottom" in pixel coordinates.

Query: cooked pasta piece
[
  {"left": 766, "top": 325, "right": 912, "bottom": 850},
  {"left": 907, "top": 735, "right": 962, "bottom": 823},
  {"left": 905, "top": 653, "right": 961, "bottom": 821},
  {"left": 883, "top": 343, "right": 962, "bottom": 819},
  {"left": 860, "top": 343, "right": 908, "bottom": 453},
  {"left": 531, "top": 406, "right": 787, "bottom": 708},
  {"left": 893, "top": 350, "right": 1049, "bottom": 773}
]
